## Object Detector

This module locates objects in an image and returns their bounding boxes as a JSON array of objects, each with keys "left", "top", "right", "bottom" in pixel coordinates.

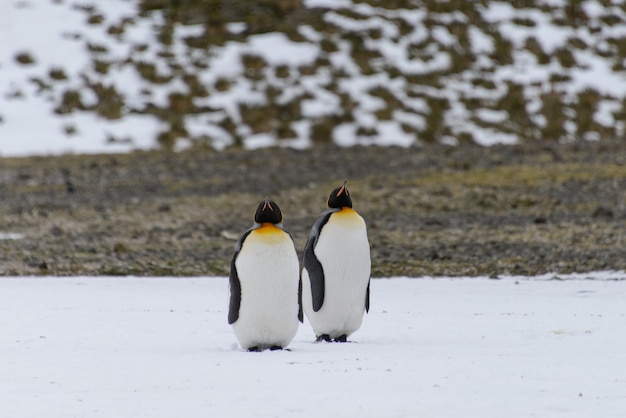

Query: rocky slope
[{"left": 4, "top": 0, "right": 626, "bottom": 154}]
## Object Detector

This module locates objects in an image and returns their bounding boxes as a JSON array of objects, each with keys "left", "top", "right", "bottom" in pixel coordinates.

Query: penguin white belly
[
  {"left": 232, "top": 228, "right": 300, "bottom": 350},
  {"left": 303, "top": 210, "right": 371, "bottom": 339}
]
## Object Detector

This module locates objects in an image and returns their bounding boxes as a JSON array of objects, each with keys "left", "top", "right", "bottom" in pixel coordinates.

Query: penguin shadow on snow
[{"left": 227, "top": 181, "right": 371, "bottom": 352}]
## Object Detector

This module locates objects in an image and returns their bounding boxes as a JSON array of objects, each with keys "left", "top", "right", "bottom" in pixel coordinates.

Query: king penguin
[
  {"left": 228, "top": 197, "right": 302, "bottom": 351},
  {"left": 301, "top": 181, "right": 371, "bottom": 342}
]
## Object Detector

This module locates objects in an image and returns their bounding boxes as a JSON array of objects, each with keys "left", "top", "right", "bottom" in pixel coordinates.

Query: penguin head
[
  {"left": 327, "top": 180, "right": 353, "bottom": 209},
  {"left": 254, "top": 197, "right": 283, "bottom": 224}
]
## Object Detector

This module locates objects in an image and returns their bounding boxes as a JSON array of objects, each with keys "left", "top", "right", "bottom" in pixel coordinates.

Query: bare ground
[{"left": 1, "top": 140, "right": 625, "bottom": 277}]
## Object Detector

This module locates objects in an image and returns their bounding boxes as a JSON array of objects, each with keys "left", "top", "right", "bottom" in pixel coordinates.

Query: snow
[
  {"left": 0, "top": 0, "right": 161, "bottom": 156},
  {"left": 241, "top": 32, "right": 319, "bottom": 68},
  {"left": 303, "top": 0, "right": 353, "bottom": 8},
  {"left": 1, "top": 273, "right": 626, "bottom": 418},
  {"left": 0, "top": 232, "right": 24, "bottom": 240}
]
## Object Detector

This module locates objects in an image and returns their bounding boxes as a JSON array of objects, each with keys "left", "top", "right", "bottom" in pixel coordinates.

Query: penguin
[
  {"left": 228, "top": 197, "right": 302, "bottom": 351},
  {"left": 301, "top": 181, "right": 371, "bottom": 342}
]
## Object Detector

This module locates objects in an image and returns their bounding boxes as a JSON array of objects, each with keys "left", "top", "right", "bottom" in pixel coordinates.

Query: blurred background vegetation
[{"left": 16, "top": 0, "right": 626, "bottom": 150}]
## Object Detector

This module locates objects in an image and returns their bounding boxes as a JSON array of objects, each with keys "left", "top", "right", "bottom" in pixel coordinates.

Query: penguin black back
[
  {"left": 327, "top": 181, "right": 352, "bottom": 209},
  {"left": 255, "top": 197, "right": 283, "bottom": 224}
]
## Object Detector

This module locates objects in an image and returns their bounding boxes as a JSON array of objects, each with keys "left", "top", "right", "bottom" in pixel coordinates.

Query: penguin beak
[
  {"left": 263, "top": 196, "right": 273, "bottom": 211},
  {"left": 336, "top": 180, "right": 348, "bottom": 197}
]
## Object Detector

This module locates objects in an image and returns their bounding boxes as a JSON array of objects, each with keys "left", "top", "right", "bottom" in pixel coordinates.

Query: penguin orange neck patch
[
  {"left": 329, "top": 207, "right": 363, "bottom": 229},
  {"left": 336, "top": 207, "right": 357, "bottom": 216},
  {"left": 254, "top": 223, "right": 283, "bottom": 234}
]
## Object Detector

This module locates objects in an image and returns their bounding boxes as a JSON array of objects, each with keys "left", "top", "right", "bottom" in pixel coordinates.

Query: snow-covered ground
[
  {"left": 0, "top": 0, "right": 161, "bottom": 156},
  {"left": 2, "top": 273, "right": 626, "bottom": 418},
  {"left": 2, "top": 0, "right": 626, "bottom": 155}
]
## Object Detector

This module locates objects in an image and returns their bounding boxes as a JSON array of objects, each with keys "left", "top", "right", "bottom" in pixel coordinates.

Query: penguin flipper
[
  {"left": 303, "top": 211, "right": 334, "bottom": 312},
  {"left": 298, "top": 275, "right": 303, "bottom": 323},
  {"left": 228, "top": 263, "right": 241, "bottom": 325},
  {"left": 365, "top": 280, "right": 370, "bottom": 313},
  {"left": 303, "top": 235, "right": 325, "bottom": 312},
  {"left": 228, "top": 230, "right": 251, "bottom": 324}
]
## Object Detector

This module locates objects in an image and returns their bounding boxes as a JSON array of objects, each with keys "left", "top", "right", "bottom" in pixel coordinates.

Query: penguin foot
[
  {"left": 315, "top": 334, "right": 332, "bottom": 343},
  {"left": 334, "top": 335, "right": 348, "bottom": 343},
  {"left": 247, "top": 346, "right": 290, "bottom": 352}
]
